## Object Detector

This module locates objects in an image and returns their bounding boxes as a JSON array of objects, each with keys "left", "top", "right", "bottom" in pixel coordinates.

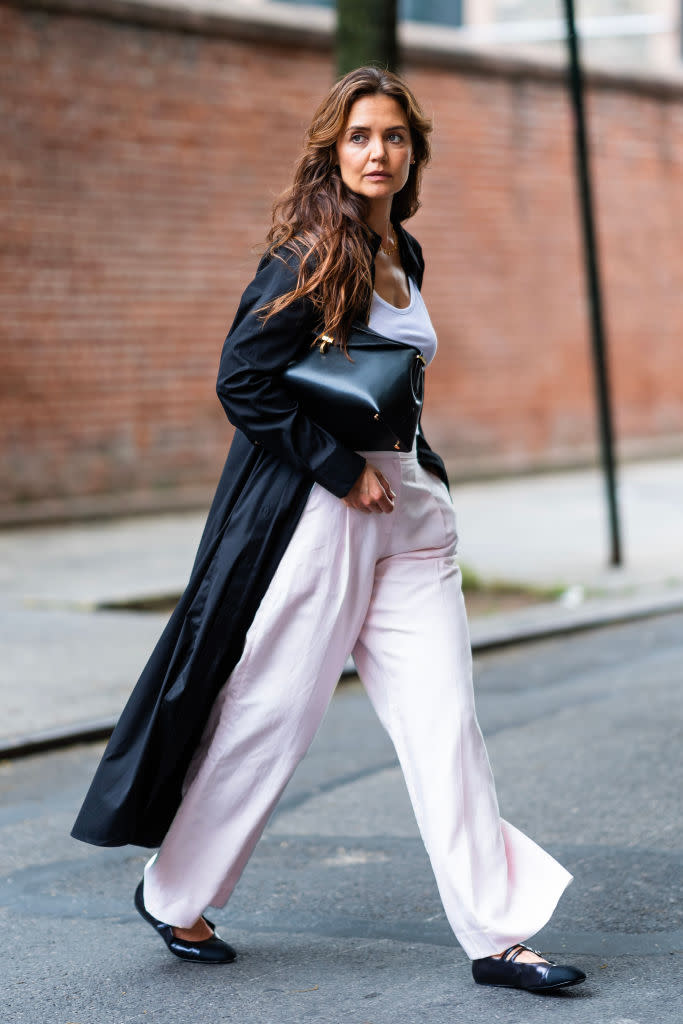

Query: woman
[{"left": 72, "top": 67, "right": 585, "bottom": 993}]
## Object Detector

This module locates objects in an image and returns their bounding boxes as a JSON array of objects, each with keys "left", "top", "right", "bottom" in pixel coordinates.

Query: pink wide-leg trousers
[{"left": 144, "top": 446, "right": 572, "bottom": 959}]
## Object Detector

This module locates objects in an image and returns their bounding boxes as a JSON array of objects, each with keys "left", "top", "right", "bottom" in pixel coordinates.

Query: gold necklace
[{"left": 380, "top": 232, "right": 398, "bottom": 257}]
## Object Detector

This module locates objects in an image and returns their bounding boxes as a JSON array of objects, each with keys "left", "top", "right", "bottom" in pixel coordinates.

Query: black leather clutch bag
[{"left": 282, "top": 324, "right": 426, "bottom": 452}]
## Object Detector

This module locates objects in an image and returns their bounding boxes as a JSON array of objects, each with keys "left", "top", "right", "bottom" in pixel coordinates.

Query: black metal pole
[{"left": 562, "top": 0, "right": 622, "bottom": 566}]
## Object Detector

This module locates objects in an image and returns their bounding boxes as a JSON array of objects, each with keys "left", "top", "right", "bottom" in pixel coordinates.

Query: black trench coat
[{"left": 71, "top": 224, "right": 449, "bottom": 849}]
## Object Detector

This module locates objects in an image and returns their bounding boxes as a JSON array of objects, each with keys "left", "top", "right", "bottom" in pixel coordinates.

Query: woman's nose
[{"left": 368, "top": 137, "right": 387, "bottom": 161}]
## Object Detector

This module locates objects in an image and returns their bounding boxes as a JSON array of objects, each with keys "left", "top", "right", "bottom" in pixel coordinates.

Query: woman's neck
[{"left": 365, "top": 198, "right": 394, "bottom": 248}]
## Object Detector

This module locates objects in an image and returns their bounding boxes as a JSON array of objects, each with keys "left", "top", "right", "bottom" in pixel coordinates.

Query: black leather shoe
[
  {"left": 134, "top": 880, "right": 237, "bottom": 964},
  {"left": 472, "top": 943, "right": 586, "bottom": 993}
]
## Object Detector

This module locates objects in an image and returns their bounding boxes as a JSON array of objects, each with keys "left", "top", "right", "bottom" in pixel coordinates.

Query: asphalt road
[{"left": 1, "top": 613, "right": 681, "bottom": 1024}]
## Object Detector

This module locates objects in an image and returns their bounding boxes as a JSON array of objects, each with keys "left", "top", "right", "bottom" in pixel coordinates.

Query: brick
[{"left": 1, "top": 4, "right": 682, "bottom": 510}]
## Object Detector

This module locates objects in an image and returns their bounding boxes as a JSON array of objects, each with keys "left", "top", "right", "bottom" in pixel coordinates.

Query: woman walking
[{"left": 72, "top": 66, "right": 585, "bottom": 994}]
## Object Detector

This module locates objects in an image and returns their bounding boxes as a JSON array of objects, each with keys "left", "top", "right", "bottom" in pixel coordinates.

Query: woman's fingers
[
  {"left": 372, "top": 470, "right": 395, "bottom": 513},
  {"left": 376, "top": 470, "right": 396, "bottom": 504},
  {"left": 342, "top": 464, "right": 395, "bottom": 513}
]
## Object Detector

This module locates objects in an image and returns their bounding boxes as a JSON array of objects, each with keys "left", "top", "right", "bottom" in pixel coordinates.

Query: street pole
[
  {"left": 562, "top": 0, "right": 622, "bottom": 566},
  {"left": 336, "top": 0, "right": 398, "bottom": 76}
]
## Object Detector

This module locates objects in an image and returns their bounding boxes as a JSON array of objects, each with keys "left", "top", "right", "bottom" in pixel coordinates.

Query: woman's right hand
[{"left": 342, "top": 463, "right": 396, "bottom": 514}]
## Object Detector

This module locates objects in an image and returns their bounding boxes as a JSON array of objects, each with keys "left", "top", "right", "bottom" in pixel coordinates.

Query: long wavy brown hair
[{"left": 260, "top": 66, "right": 432, "bottom": 348}]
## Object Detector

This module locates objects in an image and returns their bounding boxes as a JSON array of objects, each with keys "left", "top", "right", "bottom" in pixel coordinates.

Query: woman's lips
[{"left": 365, "top": 172, "right": 391, "bottom": 179}]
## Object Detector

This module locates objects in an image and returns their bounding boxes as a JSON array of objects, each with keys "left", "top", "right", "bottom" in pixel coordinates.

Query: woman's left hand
[{"left": 342, "top": 463, "right": 396, "bottom": 514}]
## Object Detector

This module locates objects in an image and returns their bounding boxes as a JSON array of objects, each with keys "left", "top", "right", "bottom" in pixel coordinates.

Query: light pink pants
[{"left": 144, "top": 446, "right": 572, "bottom": 959}]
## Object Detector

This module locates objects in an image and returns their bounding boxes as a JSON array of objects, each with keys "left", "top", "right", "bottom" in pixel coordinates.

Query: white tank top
[{"left": 367, "top": 276, "right": 438, "bottom": 366}]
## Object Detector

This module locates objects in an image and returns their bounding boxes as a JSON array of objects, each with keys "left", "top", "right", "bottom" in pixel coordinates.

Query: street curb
[
  {"left": 2, "top": 592, "right": 682, "bottom": 762},
  {"left": 468, "top": 587, "right": 683, "bottom": 650},
  {"left": 0, "top": 719, "right": 116, "bottom": 761}
]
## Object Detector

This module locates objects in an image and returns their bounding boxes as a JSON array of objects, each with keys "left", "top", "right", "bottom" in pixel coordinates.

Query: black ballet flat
[
  {"left": 472, "top": 943, "right": 586, "bottom": 993},
  {"left": 134, "top": 880, "right": 237, "bottom": 964}
]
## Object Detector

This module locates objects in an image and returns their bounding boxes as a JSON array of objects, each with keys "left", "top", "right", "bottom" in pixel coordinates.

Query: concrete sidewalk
[{"left": 2, "top": 456, "right": 682, "bottom": 755}]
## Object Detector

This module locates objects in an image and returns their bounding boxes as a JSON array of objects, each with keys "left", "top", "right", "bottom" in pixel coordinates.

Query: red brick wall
[{"left": 2, "top": 2, "right": 682, "bottom": 513}]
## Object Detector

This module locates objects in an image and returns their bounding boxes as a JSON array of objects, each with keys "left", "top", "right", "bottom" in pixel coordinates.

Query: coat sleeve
[
  {"left": 416, "top": 419, "right": 450, "bottom": 489},
  {"left": 216, "top": 250, "right": 367, "bottom": 498},
  {"left": 404, "top": 234, "right": 450, "bottom": 488}
]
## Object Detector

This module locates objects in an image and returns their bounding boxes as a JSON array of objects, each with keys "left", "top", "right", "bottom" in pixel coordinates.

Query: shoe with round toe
[
  {"left": 134, "top": 880, "right": 237, "bottom": 964},
  {"left": 472, "top": 944, "right": 586, "bottom": 993}
]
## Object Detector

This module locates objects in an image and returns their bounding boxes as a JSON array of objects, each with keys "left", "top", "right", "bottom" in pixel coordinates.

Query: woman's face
[{"left": 335, "top": 93, "right": 413, "bottom": 204}]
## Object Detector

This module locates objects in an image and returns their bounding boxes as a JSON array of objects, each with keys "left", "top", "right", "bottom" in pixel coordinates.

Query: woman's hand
[{"left": 342, "top": 463, "right": 396, "bottom": 514}]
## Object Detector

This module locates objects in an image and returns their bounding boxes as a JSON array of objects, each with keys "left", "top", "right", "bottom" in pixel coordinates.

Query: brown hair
[{"left": 261, "top": 66, "right": 432, "bottom": 347}]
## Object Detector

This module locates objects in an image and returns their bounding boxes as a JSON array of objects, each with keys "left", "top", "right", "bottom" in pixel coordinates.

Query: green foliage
[
  {"left": 459, "top": 563, "right": 564, "bottom": 601},
  {"left": 336, "top": 0, "right": 398, "bottom": 75}
]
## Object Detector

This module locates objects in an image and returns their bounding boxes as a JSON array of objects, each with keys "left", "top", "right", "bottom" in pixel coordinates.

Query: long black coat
[{"left": 71, "top": 224, "right": 449, "bottom": 848}]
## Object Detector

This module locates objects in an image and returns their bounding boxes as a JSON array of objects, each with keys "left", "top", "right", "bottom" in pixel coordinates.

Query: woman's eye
[
  {"left": 350, "top": 133, "right": 367, "bottom": 144},
  {"left": 388, "top": 133, "right": 405, "bottom": 143}
]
